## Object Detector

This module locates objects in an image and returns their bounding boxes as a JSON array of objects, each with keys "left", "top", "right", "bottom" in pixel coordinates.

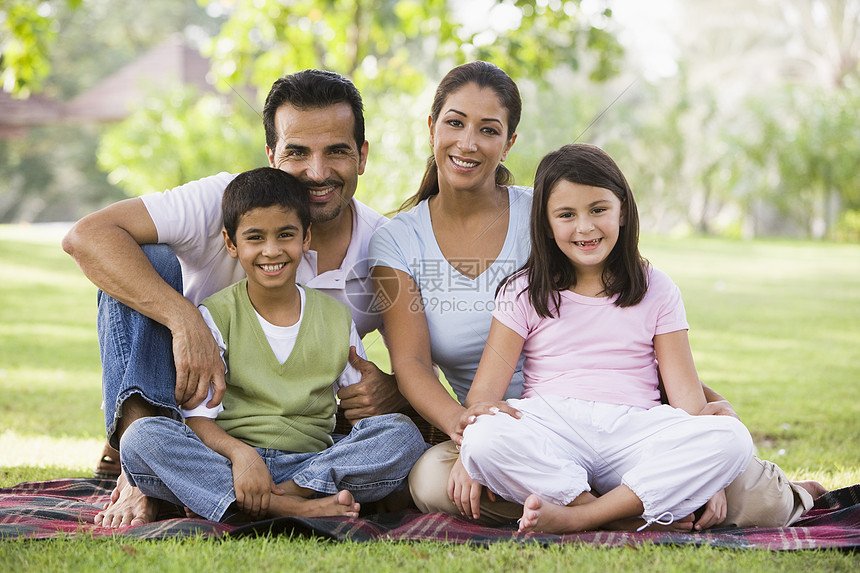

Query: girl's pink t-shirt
[{"left": 493, "top": 266, "right": 689, "bottom": 409}]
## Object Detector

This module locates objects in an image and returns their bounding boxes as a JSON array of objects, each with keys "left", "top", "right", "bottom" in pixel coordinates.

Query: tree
[
  {"left": 738, "top": 84, "right": 860, "bottom": 239},
  {"left": 97, "top": 87, "right": 263, "bottom": 196},
  {"left": 98, "top": 0, "right": 624, "bottom": 207},
  {"left": 0, "top": 0, "right": 80, "bottom": 96},
  {"left": 0, "top": 0, "right": 223, "bottom": 223},
  {"left": 200, "top": 0, "right": 621, "bottom": 96}
]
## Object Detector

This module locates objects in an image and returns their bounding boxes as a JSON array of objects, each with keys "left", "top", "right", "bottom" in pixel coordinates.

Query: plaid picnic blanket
[{"left": 2, "top": 478, "right": 859, "bottom": 549}]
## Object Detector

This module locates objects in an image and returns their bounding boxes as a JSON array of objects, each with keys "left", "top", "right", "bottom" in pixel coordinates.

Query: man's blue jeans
[
  {"left": 120, "top": 414, "right": 426, "bottom": 521},
  {"left": 98, "top": 244, "right": 184, "bottom": 449}
]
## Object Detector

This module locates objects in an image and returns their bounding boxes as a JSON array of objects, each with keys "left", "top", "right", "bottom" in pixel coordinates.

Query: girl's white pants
[{"left": 460, "top": 397, "right": 754, "bottom": 523}]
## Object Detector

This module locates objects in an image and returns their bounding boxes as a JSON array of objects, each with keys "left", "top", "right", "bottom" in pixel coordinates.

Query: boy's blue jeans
[
  {"left": 98, "top": 244, "right": 185, "bottom": 450},
  {"left": 120, "top": 414, "right": 426, "bottom": 521}
]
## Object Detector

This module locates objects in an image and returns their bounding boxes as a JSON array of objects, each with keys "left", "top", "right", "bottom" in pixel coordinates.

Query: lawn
[{"left": 0, "top": 224, "right": 858, "bottom": 571}]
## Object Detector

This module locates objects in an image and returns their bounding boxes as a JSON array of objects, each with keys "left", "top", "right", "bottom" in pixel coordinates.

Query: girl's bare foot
[
  {"left": 268, "top": 489, "right": 360, "bottom": 519},
  {"left": 94, "top": 470, "right": 159, "bottom": 528},
  {"left": 518, "top": 494, "right": 584, "bottom": 534},
  {"left": 794, "top": 480, "right": 827, "bottom": 499}
]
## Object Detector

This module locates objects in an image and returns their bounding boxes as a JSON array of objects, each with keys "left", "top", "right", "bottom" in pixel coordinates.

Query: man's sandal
[{"left": 94, "top": 442, "right": 121, "bottom": 480}]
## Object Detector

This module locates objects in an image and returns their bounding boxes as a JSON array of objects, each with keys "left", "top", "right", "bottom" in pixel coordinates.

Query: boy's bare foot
[
  {"left": 794, "top": 480, "right": 827, "bottom": 499},
  {"left": 94, "top": 470, "right": 159, "bottom": 528},
  {"left": 268, "top": 489, "right": 360, "bottom": 519}
]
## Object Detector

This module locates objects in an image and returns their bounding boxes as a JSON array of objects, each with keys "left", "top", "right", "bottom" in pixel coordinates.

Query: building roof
[
  {"left": 0, "top": 91, "right": 64, "bottom": 138},
  {"left": 63, "top": 35, "right": 214, "bottom": 122}
]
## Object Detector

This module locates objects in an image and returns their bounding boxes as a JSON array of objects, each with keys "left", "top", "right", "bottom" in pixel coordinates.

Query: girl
[{"left": 457, "top": 143, "right": 755, "bottom": 533}]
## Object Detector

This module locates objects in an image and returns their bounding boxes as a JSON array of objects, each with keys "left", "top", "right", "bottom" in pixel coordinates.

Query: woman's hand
[
  {"left": 450, "top": 401, "right": 522, "bottom": 445},
  {"left": 694, "top": 489, "right": 727, "bottom": 530},
  {"left": 447, "top": 456, "right": 496, "bottom": 520}
]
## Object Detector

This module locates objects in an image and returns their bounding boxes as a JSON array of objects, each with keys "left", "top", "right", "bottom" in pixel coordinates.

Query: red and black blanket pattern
[{"left": 1, "top": 478, "right": 859, "bottom": 549}]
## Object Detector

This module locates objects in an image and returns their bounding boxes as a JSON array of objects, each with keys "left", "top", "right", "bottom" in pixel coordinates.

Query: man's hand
[
  {"left": 171, "top": 309, "right": 226, "bottom": 409},
  {"left": 337, "top": 346, "right": 407, "bottom": 422}
]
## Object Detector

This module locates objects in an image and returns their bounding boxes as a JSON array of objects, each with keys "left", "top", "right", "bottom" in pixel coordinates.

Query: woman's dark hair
[
  {"left": 399, "top": 61, "right": 522, "bottom": 211},
  {"left": 501, "top": 143, "right": 648, "bottom": 318},
  {"left": 222, "top": 167, "right": 311, "bottom": 244}
]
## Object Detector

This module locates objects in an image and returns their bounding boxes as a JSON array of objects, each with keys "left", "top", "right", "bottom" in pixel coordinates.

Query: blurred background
[{"left": 1, "top": 0, "right": 858, "bottom": 240}]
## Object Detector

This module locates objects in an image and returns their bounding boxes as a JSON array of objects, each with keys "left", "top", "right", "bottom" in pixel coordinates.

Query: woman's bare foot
[
  {"left": 94, "top": 470, "right": 159, "bottom": 528},
  {"left": 794, "top": 480, "right": 827, "bottom": 499},
  {"left": 267, "top": 489, "right": 360, "bottom": 519}
]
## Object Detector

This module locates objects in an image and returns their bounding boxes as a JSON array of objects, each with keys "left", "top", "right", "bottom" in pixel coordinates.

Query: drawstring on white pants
[{"left": 636, "top": 511, "right": 675, "bottom": 531}]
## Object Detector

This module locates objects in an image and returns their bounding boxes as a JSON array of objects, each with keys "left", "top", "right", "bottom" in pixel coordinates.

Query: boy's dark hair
[
  {"left": 263, "top": 69, "right": 365, "bottom": 153},
  {"left": 222, "top": 167, "right": 311, "bottom": 244},
  {"left": 501, "top": 143, "right": 648, "bottom": 318}
]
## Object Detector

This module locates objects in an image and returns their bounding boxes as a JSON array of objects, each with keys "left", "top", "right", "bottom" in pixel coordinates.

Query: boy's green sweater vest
[{"left": 201, "top": 280, "right": 351, "bottom": 452}]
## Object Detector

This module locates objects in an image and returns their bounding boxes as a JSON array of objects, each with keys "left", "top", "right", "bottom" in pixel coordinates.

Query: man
[{"left": 63, "top": 70, "right": 409, "bottom": 528}]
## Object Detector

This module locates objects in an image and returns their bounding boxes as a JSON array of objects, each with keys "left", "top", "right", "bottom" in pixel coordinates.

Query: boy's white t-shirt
[{"left": 181, "top": 285, "right": 364, "bottom": 419}]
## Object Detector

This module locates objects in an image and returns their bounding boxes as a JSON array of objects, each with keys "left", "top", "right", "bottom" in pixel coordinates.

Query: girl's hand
[
  {"left": 447, "top": 456, "right": 496, "bottom": 520},
  {"left": 230, "top": 448, "right": 283, "bottom": 520},
  {"left": 698, "top": 399, "right": 739, "bottom": 420},
  {"left": 694, "top": 489, "right": 727, "bottom": 530},
  {"left": 450, "top": 401, "right": 522, "bottom": 445}
]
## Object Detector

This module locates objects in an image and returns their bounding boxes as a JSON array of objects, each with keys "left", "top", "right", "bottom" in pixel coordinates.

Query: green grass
[
  {"left": 1, "top": 224, "right": 858, "bottom": 570},
  {"left": 1, "top": 537, "right": 858, "bottom": 573}
]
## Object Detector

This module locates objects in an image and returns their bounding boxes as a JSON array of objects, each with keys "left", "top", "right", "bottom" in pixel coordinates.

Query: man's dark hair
[
  {"left": 263, "top": 69, "right": 365, "bottom": 152},
  {"left": 222, "top": 167, "right": 311, "bottom": 243}
]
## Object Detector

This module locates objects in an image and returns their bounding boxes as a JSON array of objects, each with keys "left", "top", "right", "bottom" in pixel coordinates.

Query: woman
[
  {"left": 369, "top": 61, "right": 820, "bottom": 527},
  {"left": 369, "top": 61, "right": 527, "bottom": 522}
]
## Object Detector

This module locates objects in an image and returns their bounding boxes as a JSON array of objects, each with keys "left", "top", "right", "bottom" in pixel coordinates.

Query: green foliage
[
  {"left": 0, "top": 124, "right": 127, "bottom": 223},
  {"left": 198, "top": 0, "right": 623, "bottom": 96},
  {"left": 0, "top": 0, "right": 80, "bottom": 96},
  {"left": 97, "top": 0, "right": 623, "bottom": 200},
  {"left": 98, "top": 87, "right": 264, "bottom": 196},
  {"left": 0, "top": 0, "right": 226, "bottom": 222},
  {"left": 738, "top": 84, "right": 860, "bottom": 238}
]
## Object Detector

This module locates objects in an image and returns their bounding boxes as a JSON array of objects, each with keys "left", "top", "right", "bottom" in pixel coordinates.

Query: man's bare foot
[
  {"left": 184, "top": 506, "right": 203, "bottom": 519},
  {"left": 794, "top": 480, "right": 827, "bottom": 499},
  {"left": 268, "top": 489, "right": 360, "bottom": 519},
  {"left": 94, "top": 470, "right": 159, "bottom": 528}
]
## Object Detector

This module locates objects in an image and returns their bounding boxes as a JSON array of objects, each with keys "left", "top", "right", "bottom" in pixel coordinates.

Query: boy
[{"left": 118, "top": 167, "right": 425, "bottom": 522}]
